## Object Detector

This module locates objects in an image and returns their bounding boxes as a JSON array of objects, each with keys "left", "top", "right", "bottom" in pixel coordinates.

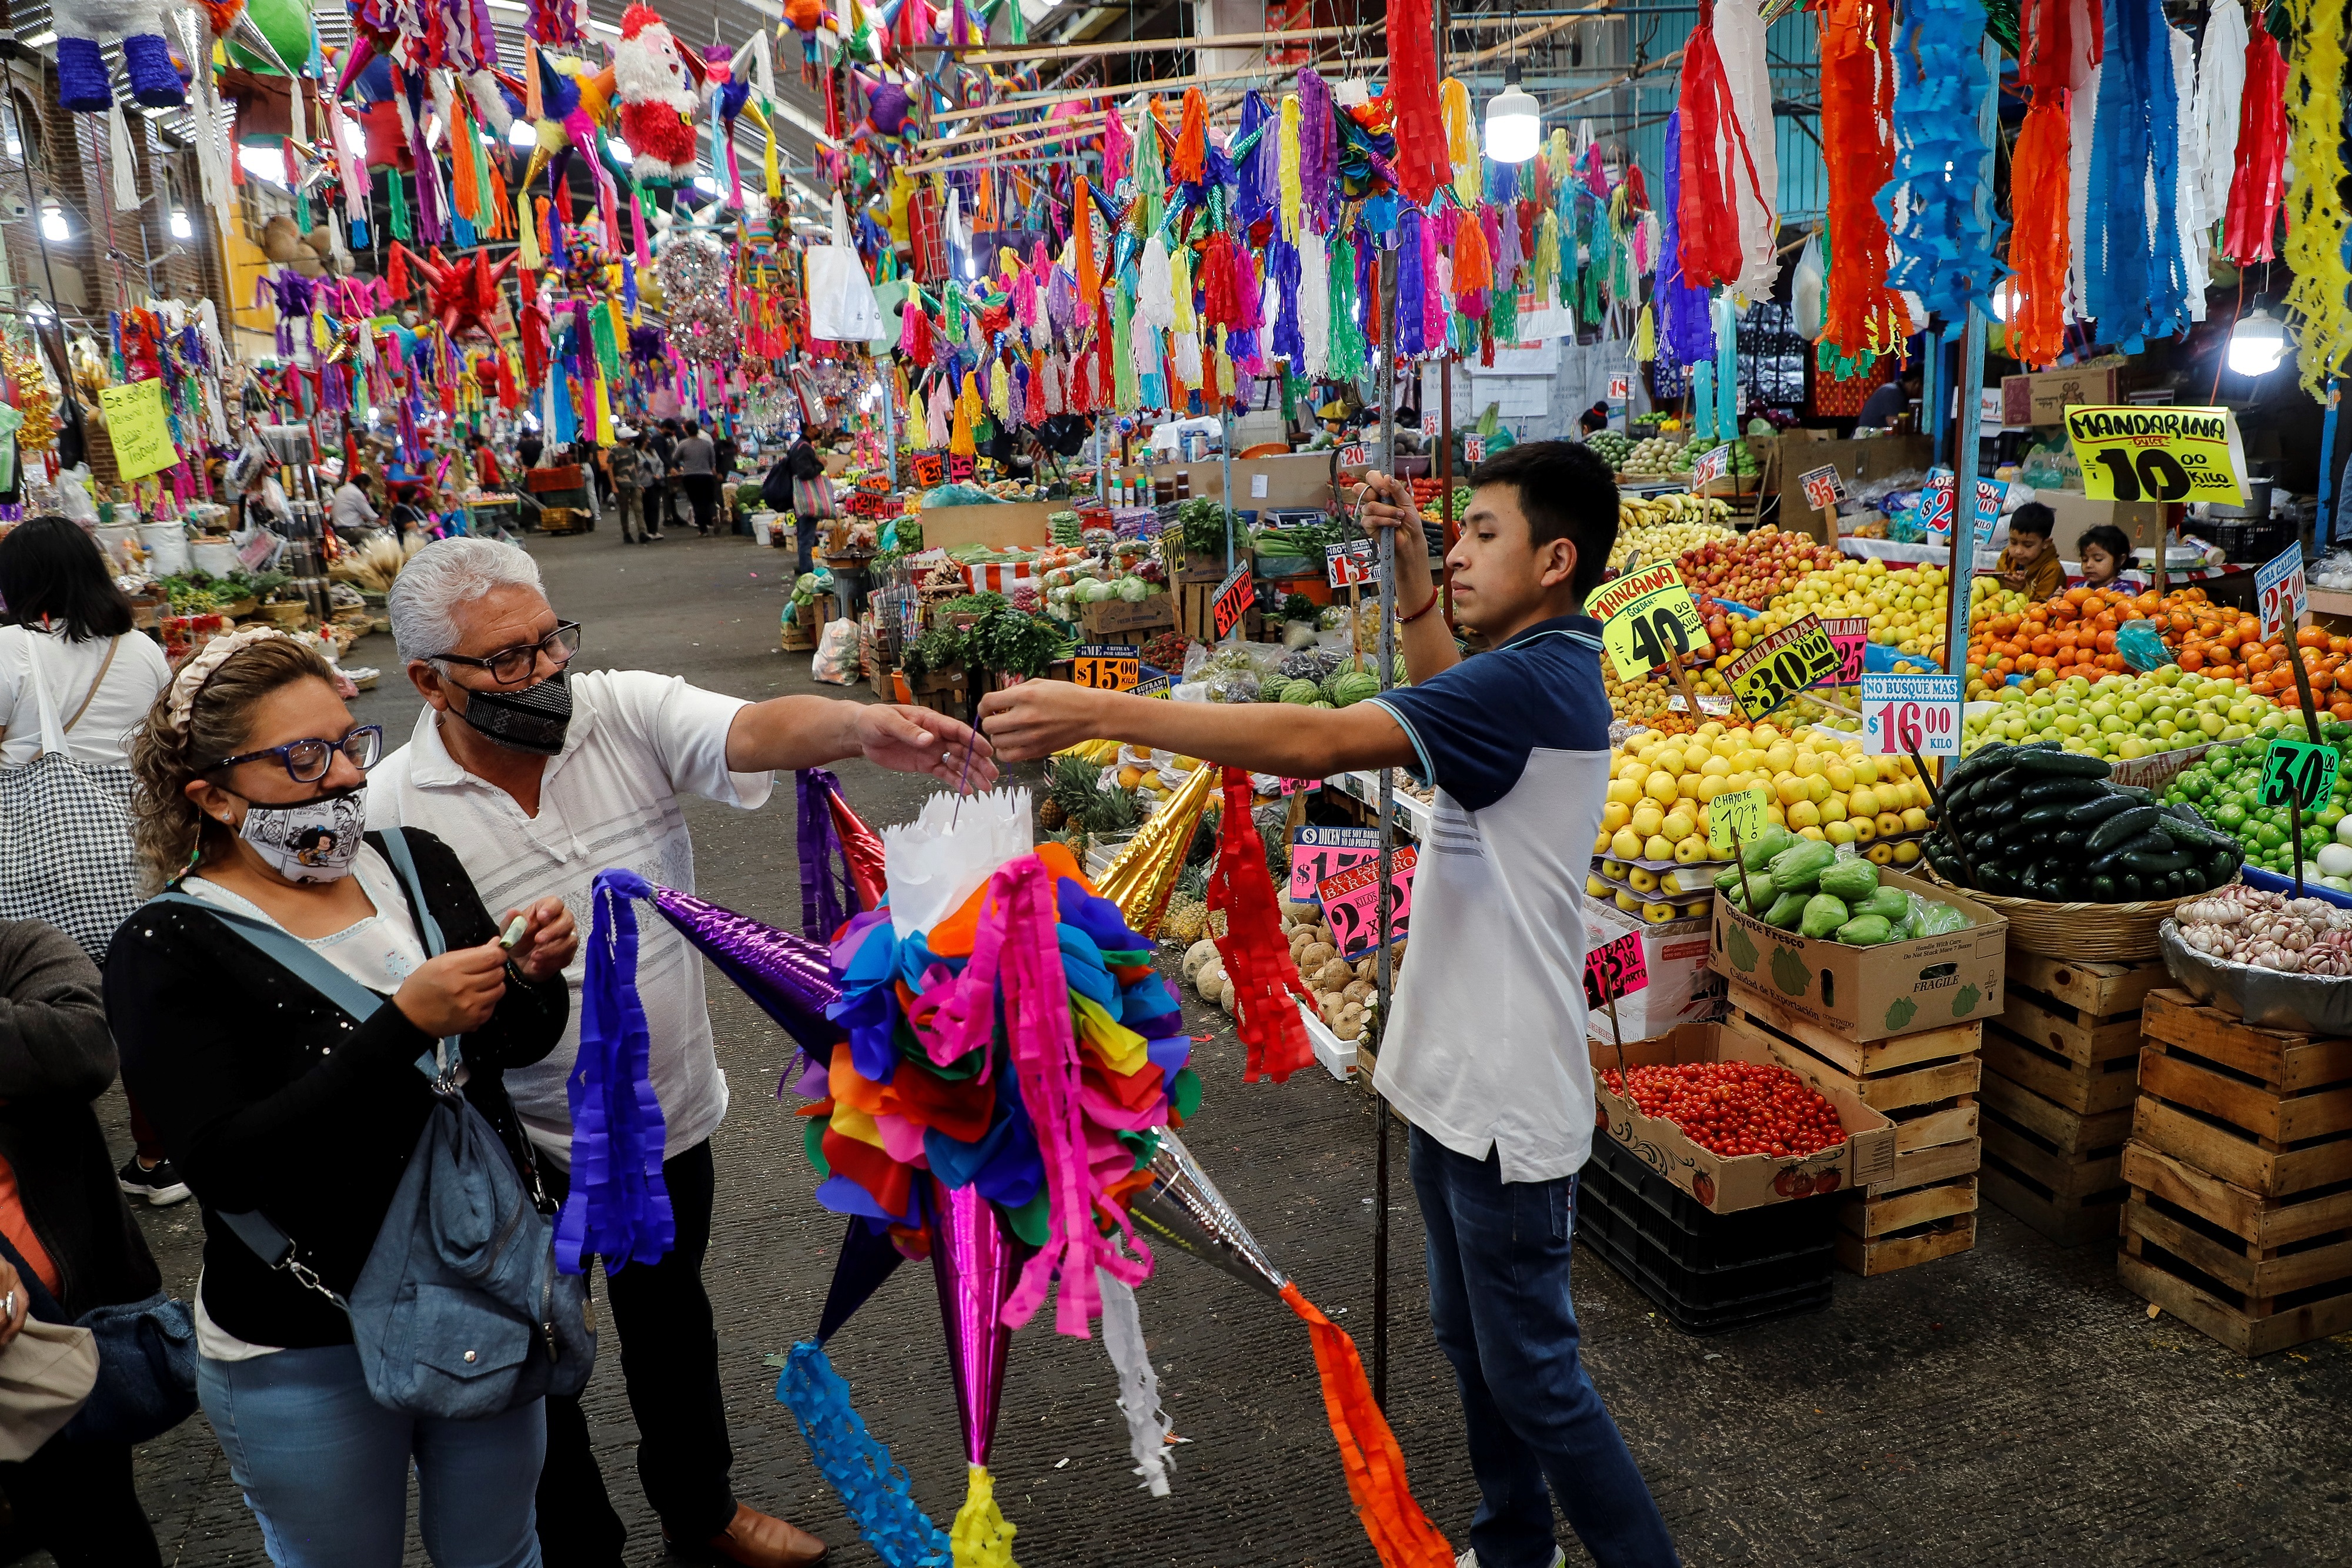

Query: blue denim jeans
[
  {"left": 198, "top": 1344, "right": 544, "bottom": 1568},
  {"left": 1409, "top": 1126, "right": 1679, "bottom": 1568}
]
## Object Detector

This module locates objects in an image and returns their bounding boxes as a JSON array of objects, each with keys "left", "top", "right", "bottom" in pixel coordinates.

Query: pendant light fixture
[
  {"left": 1486, "top": 62, "right": 1541, "bottom": 163},
  {"left": 2226, "top": 301, "right": 2291, "bottom": 377}
]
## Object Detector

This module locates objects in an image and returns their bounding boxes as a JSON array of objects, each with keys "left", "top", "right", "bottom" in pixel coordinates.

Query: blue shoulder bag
[{"left": 151, "top": 828, "right": 594, "bottom": 1420}]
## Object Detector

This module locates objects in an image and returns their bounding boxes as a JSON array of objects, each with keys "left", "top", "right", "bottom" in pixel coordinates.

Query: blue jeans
[
  {"left": 1409, "top": 1126, "right": 1679, "bottom": 1568},
  {"left": 198, "top": 1345, "right": 545, "bottom": 1568}
]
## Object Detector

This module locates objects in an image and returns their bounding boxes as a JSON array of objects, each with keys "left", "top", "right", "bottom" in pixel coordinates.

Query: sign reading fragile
[{"left": 2062, "top": 404, "right": 2248, "bottom": 506}]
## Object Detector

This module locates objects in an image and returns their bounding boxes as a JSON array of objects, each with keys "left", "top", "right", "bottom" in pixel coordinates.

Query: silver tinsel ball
[{"left": 653, "top": 240, "right": 740, "bottom": 367}]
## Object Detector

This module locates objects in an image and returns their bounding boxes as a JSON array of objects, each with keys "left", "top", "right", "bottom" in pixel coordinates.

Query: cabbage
[{"left": 1118, "top": 577, "right": 1149, "bottom": 604}]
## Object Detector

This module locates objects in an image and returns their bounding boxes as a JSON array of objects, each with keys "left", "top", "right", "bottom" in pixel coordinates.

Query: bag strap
[
  {"left": 0, "top": 1228, "right": 70, "bottom": 1326},
  {"left": 19, "top": 632, "right": 70, "bottom": 759},
  {"left": 60, "top": 636, "right": 118, "bottom": 734}
]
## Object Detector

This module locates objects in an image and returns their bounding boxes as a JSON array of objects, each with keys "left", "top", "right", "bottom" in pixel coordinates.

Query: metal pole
[
  {"left": 883, "top": 362, "right": 899, "bottom": 493},
  {"left": 1942, "top": 36, "right": 1999, "bottom": 678},
  {"left": 1220, "top": 404, "right": 1234, "bottom": 570},
  {"left": 1372, "top": 244, "right": 1399, "bottom": 1412}
]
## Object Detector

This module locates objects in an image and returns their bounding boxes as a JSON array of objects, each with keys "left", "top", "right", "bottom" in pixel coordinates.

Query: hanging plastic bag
[
  {"left": 810, "top": 618, "right": 860, "bottom": 685},
  {"left": 806, "top": 193, "right": 882, "bottom": 343},
  {"left": 1792, "top": 230, "right": 1826, "bottom": 342}
]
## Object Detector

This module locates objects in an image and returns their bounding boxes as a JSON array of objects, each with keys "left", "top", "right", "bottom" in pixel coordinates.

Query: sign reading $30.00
[{"left": 1725, "top": 614, "right": 1842, "bottom": 721}]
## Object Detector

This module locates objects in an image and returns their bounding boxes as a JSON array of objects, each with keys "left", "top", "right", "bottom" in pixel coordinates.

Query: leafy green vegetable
[
  {"left": 965, "top": 609, "right": 1069, "bottom": 679},
  {"left": 897, "top": 624, "right": 967, "bottom": 680},
  {"left": 1178, "top": 497, "right": 1235, "bottom": 555}
]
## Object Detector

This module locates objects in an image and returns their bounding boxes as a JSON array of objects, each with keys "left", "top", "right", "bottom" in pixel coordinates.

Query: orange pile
[
  {"left": 1967, "top": 586, "right": 2190, "bottom": 684},
  {"left": 2176, "top": 617, "right": 2352, "bottom": 720}
]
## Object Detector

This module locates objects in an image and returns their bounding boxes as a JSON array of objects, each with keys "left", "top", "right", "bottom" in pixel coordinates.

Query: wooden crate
[
  {"left": 2117, "top": 1141, "right": 2352, "bottom": 1355},
  {"left": 2134, "top": 991, "right": 2352, "bottom": 1199},
  {"left": 1977, "top": 951, "right": 2161, "bottom": 1244},
  {"left": 1726, "top": 982, "right": 1981, "bottom": 1276}
]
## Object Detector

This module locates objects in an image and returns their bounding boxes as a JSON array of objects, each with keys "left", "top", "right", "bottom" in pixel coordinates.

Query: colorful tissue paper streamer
[{"left": 556, "top": 870, "right": 677, "bottom": 1275}]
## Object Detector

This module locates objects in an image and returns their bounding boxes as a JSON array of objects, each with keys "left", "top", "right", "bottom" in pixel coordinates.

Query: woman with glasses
[{"left": 103, "top": 627, "right": 579, "bottom": 1567}]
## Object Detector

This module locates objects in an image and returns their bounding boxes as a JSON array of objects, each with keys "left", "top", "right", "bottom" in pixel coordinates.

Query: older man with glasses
[{"left": 371, "top": 539, "right": 997, "bottom": 1568}]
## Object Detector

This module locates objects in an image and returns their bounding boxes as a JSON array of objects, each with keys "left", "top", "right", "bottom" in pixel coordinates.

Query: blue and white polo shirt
[{"left": 1364, "top": 614, "right": 1613, "bottom": 1183}]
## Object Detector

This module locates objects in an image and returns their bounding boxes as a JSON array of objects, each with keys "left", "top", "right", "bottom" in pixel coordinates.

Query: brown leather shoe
[{"left": 678, "top": 1503, "right": 828, "bottom": 1566}]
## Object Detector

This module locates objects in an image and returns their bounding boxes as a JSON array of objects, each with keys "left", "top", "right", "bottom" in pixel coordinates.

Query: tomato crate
[
  {"left": 1575, "top": 1135, "right": 1838, "bottom": 1335},
  {"left": 2117, "top": 1141, "right": 2352, "bottom": 1355},
  {"left": 2134, "top": 992, "right": 2352, "bottom": 1199}
]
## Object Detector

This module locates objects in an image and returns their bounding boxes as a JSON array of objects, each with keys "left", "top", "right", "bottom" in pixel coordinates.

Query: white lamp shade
[
  {"left": 1485, "top": 83, "right": 1541, "bottom": 165},
  {"left": 2227, "top": 309, "right": 2288, "bottom": 376}
]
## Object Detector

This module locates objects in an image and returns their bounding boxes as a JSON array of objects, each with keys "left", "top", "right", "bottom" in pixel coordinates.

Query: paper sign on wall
[{"left": 101, "top": 379, "right": 179, "bottom": 480}]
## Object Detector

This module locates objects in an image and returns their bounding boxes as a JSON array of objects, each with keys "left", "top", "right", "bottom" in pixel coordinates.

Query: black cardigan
[
  {"left": 106, "top": 829, "right": 569, "bottom": 1350},
  {"left": 0, "top": 920, "right": 161, "bottom": 1319}
]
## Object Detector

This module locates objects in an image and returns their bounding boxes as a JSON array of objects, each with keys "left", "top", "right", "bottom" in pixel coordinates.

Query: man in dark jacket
[{"left": 0, "top": 920, "right": 168, "bottom": 1567}]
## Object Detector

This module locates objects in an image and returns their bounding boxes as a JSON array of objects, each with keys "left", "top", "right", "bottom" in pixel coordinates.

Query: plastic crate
[{"left": 1576, "top": 1137, "right": 1837, "bottom": 1334}]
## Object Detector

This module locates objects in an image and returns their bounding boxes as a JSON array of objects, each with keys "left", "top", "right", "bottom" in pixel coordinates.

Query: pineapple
[{"left": 1040, "top": 754, "right": 1101, "bottom": 833}]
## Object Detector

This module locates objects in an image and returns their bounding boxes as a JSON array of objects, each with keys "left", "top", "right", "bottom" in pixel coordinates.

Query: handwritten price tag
[
  {"left": 1327, "top": 539, "right": 1378, "bottom": 589},
  {"left": 1338, "top": 443, "right": 1371, "bottom": 469},
  {"left": 1211, "top": 566, "right": 1257, "bottom": 640},
  {"left": 1462, "top": 434, "right": 1487, "bottom": 464},
  {"left": 1822, "top": 617, "right": 1871, "bottom": 685},
  {"left": 1608, "top": 373, "right": 1631, "bottom": 400},
  {"left": 1726, "top": 614, "right": 1842, "bottom": 721},
  {"left": 1072, "top": 644, "right": 1141, "bottom": 691},
  {"left": 1317, "top": 847, "right": 1417, "bottom": 957},
  {"left": 947, "top": 453, "right": 976, "bottom": 483},
  {"left": 2259, "top": 738, "right": 2340, "bottom": 811},
  {"left": 1582, "top": 930, "right": 1650, "bottom": 1011},
  {"left": 1279, "top": 776, "right": 1324, "bottom": 795},
  {"left": 2063, "top": 404, "right": 2248, "bottom": 506},
  {"left": 1690, "top": 443, "right": 1731, "bottom": 485},
  {"left": 1922, "top": 466, "right": 2005, "bottom": 546},
  {"left": 1592, "top": 562, "right": 1708, "bottom": 683},
  {"left": 1798, "top": 463, "right": 1849, "bottom": 511},
  {"left": 2256, "top": 542, "right": 2308, "bottom": 643},
  {"left": 1288, "top": 824, "right": 1379, "bottom": 902},
  {"left": 1707, "top": 786, "right": 1769, "bottom": 857},
  {"left": 1860, "top": 673, "right": 1964, "bottom": 758},
  {"left": 99, "top": 380, "right": 178, "bottom": 480},
  {"left": 910, "top": 451, "right": 946, "bottom": 488}
]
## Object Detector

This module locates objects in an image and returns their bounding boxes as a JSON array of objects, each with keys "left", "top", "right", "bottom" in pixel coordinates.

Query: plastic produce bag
[
  {"left": 805, "top": 193, "right": 881, "bottom": 343},
  {"left": 1908, "top": 894, "right": 1972, "bottom": 936},
  {"left": 810, "top": 618, "right": 860, "bottom": 685},
  {"left": 1792, "top": 232, "right": 1826, "bottom": 342}
]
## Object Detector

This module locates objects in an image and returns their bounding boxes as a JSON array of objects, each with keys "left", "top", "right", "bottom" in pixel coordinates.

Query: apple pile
[
  {"left": 1677, "top": 526, "right": 1844, "bottom": 611},
  {"left": 1599, "top": 1059, "right": 1850, "bottom": 1161}
]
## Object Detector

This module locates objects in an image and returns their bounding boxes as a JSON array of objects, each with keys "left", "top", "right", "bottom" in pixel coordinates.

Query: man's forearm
[
  {"left": 726, "top": 695, "right": 865, "bottom": 772},
  {"left": 1077, "top": 689, "right": 1415, "bottom": 778}
]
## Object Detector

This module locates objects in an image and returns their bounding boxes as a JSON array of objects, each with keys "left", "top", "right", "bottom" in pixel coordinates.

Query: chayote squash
[
  {"left": 1800, "top": 894, "right": 1850, "bottom": 939},
  {"left": 1769, "top": 838, "right": 1838, "bottom": 895},
  {"left": 1836, "top": 913, "right": 1893, "bottom": 945},
  {"left": 1729, "top": 872, "right": 1776, "bottom": 913},
  {"left": 1857, "top": 887, "right": 1912, "bottom": 924},
  {"left": 1742, "top": 824, "right": 1796, "bottom": 870},
  {"left": 1763, "top": 890, "right": 1811, "bottom": 930},
  {"left": 1818, "top": 858, "right": 1880, "bottom": 904}
]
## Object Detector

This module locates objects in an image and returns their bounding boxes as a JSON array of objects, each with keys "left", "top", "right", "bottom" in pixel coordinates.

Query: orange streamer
[
  {"left": 1281, "top": 1282, "right": 1454, "bottom": 1568},
  {"left": 2008, "top": 91, "right": 2071, "bottom": 366}
]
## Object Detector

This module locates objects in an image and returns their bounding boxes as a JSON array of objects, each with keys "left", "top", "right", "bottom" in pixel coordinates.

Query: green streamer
[
  {"left": 1327, "top": 236, "right": 1365, "bottom": 383},
  {"left": 1111, "top": 266, "right": 1139, "bottom": 411},
  {"left": 388, "top": 171, "right": 410, "bottom": 240}
]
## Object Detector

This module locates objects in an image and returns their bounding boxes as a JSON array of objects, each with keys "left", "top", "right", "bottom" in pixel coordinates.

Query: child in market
[
  {"left": 1990, "top": 501, "right": 2067, "bottom": 600},
  {"left": 2075, "top": 523, "right": 2143, "bottom": 593},
  {"left": 979, "top": 441, "right": 1680, "bottom": 1568}
]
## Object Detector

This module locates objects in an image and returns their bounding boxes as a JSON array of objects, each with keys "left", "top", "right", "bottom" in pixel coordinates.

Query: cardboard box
[
  {"left": 914, "top": 500, "right": 1054, "bottom": 553},
  {"left": 1144, "top": 452, "right": 1334, "bottom": 509},
  {"left": 1588, "top": 1023, "right": 1900, "bottom": 1215},
  {"left": 2017, "top": 365, "right": 2163, "bottom": 427},
  {"left": 1583, "top": 900, "right": 1723, "bottom": 1042},
  {"left": 1079, "top": 596, "right": 1177, "bottom": 641},
  {"left": 2040, "top": 490, "right": 2168, "bottom": 552},
  {"left": 1774, "top": 434, "right": 1937, "bottom": 540},
  {"left": 1708, "top": 870, "right": 2007, "bottom": 1042}
]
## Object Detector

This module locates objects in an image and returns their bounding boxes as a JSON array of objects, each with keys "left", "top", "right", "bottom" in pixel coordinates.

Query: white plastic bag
[
  {"left": 810, "top": 618, "right": 860, "bottom": 685},
  {"left": 805, "top": 193, "right": 881, "bottom": 343},
  {"left": 1792, "top": 230, "right": 1826, "bottom": 342}
]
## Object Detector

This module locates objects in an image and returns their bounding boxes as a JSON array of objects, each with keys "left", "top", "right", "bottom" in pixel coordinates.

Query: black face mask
[{"left": 455, "top": 671, "right": 573, "bottom": 755}]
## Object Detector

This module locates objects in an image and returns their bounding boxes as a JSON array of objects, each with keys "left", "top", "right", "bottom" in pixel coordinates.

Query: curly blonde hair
[{"left": 128, "top": 637, "right": 342, "bottom": 891}]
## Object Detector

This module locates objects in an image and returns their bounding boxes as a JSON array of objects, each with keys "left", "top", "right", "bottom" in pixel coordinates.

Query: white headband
[{"left": 166, "top": 627, "right": 292, "bottom": 735}]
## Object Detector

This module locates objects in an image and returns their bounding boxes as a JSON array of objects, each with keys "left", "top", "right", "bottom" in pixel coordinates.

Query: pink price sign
[
  {"left": 1288, "top": 824, "right": 1379, "bottom": 902},
  {"left": 1823, "top": 617, "right": 1871, "bottom": 684},
  {"left": 1316, "top": 847, "right": 1417, "bottom": 957},
  {"left": 1582, "top": 930, "right": 1649, "bottom": 1011}
]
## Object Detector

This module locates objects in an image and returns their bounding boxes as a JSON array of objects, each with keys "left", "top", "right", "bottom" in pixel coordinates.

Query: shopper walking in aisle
[
  {"left": 978, "top": 442, "right": 1679, "bottom": 1568},
  {"left": 674, "top": 420, "right": 719, "bottom": 536},
  {"left": 372, "top": 539, "right": 996, "bottom": 1568},
  {"left": 0, "top": 517, "right": 182, "bottom": 1205},
  {"left": 0, "top": 911, "right": 175, "bottom": 1568},
  {"left": 330, "top": 470, "right": 382, "bottom": 536},
  {"left": 610, "top": 426, "right": 652, "bottom": 544},
  {"left": 783, "top": 428, "right": 833, "bottom": 581},
  {"left": 108, "top": 628, "right": 578, "bottom": 1568},
  {"left": 642, "top": 425, "right": 674, "bottom": 541}
]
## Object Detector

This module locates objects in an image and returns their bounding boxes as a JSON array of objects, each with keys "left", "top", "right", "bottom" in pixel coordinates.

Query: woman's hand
[
  {"left": 499, "top": 897, "right": 579, "bottom": 983},
  {"left": 0, "top": 1258, "right": 28, "bottom": 1349},
  {"left": 395, "top": 942, "right": 510, "bottom": 1037}
]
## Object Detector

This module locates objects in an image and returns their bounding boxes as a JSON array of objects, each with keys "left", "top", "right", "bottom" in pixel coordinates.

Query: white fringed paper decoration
[
  {"left": 1171, "top": 330, "right": 1202, "bottom": 391},
  {"left": 2168, "top": 26, "right": 2211, "bottom": 311},
  {"left": 1713, "top": 0, "right": 1782, "bottom": 300},
  {"left": 1096, "top": 1268, "right": 1175, "bottom": 1497},
  {"left": 881, "top": 788, "right": 1034, "bottom": 939},
  {"left": 1298, "top": 230, "right": 1331, "bottom": 378},
  {"left": 1138, "top": 235, "right": 1175, "bottom": 329},
  {"left": 2066, "top": 62, "right": 2101, "bottom": 322},
  {"left": 2192, "top": 0, "right": 2247, "bottom": 226}
]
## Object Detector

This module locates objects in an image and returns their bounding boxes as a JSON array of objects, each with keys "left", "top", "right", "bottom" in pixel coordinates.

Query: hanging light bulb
[
  {"left": 2227, "top": 303, "right": 2290, "bottom": 377},
  {"left": 39, "top": 199, "right": 67, "bottom": 242},
  {"left": 1485, "top": 62, "right": 1541, "bottom": 164},
  {"left": 168, "top": 206, "right": 192, "bottom": 240},
  {"left": 1989, "top": 279, "right": 2022, "bottom": 322}
]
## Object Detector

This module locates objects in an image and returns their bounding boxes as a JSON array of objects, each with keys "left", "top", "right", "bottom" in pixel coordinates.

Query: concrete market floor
[{"left": 80, "top": 525, "right": 2352, "bottom": 1568}]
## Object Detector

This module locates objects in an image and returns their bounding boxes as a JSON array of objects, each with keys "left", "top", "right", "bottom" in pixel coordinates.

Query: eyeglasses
[
  {"left": 208, "top": 725, "right": 385, "bottom": 783},
  {"left": 432, "top": 621, "right": 583, "bottom": 686}
]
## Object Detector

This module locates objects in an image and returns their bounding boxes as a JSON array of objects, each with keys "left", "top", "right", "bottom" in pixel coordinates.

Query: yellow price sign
[
  {"left": 98, "top": 379, "right": 178, "bottom": 480},
  {"left": 2062, "top": 404, "right": 2248, "bottom": 506},
  {"left": 1591, "top": 562, "right": 1707, "bottom": 682},
  {"left": 1726, "top": 614, "right": 1841, "bottom": 721},
  {"left": 1072, "top": 644, "right": 1140, "bottom": 691},
  {"left": 1707, "top": 786, "right": 1768, "bottom": 857}
]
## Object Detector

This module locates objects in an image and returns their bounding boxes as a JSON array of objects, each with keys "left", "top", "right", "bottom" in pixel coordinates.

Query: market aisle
[{"left": 103, "top": 528, "right": 2351, "bottom": 1568}]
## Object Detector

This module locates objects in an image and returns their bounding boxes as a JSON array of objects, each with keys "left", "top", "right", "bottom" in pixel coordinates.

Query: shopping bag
[
  {"left": 1792, "top": 231, "right": 1826, "bottom": 342},
  {"left": 811, "top": 619, "right": 859, "bottom": 686},
  {"left": 806, "top": 194, "right": 881, "bottom": 343},
  {"left": 0, "top": 637, "right": 142, "bottom": 962}
]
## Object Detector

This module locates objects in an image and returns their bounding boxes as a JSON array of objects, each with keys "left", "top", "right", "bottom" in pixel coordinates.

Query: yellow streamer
[
  {"left": 764, "top": 118, "right": 782, "bottom": 203},
  {"left": 950, "top": 1465, "right": 1017, "bottom": 1568},
  {"left": 1633, "top": 303, "right": 1656, "bottom": 364},
  {"left": 1545, "top": 128, "right": 1571, "bottom": 187},
  {"left": 517, "top": 190, "right": 542, "bottom": 269},
  {"left": 2283, "top": 0, "right": 2351, "bottom": 400},
  {"left": 1441, "top": 79, "right": 1479, "bottom": 207},
  {"left": 950, "top": 372, "right": 982, "bottom": 456},
  {"left": 1278, "top": 95, "right": 1302, "bottom": 242},
  {"left": 1170, "top": 243, "right": 1195, "bottom": 335}
]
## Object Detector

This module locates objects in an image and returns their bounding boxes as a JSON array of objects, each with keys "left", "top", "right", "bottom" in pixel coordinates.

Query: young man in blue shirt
[{"left": 979, "top": 441, "right": 1678, "bottom": 1568}]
